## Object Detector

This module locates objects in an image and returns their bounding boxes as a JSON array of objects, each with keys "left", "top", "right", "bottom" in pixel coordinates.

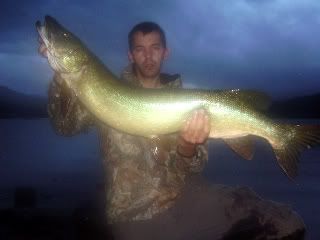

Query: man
[{"left": 39, "top": 22, "right": 305, "bottom": 239}]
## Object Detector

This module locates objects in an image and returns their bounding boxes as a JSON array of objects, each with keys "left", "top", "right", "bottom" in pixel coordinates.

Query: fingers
[
  {"left": 180, "top": 109, "right": 211, "bottom": 144},
  {"left": 190, "top": 110, "right": 202, "bottom": 142},
  {"left": 202, "top": 112, "right": 210, "bottom": 139},
  {"left": 193, "top": 109, "right": 210, "bottom": 143},
  {"left": 38, "top": 37, "right": 48, "bottom": 58},
  {"left": 38, "top": 43, "right": 48, "bottom": 58}
]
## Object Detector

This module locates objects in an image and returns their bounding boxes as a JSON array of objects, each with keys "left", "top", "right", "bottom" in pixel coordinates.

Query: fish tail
[{"left": 271, "top": 124, "right": 320, "bottom": 179}]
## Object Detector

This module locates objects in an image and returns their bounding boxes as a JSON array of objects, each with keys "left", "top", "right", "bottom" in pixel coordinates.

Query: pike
[{"left": 36, "top": 15, "right": 320, "bottom": 179}]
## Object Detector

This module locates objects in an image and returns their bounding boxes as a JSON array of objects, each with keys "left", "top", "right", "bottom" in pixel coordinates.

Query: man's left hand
[
  {"left": 180, "top": 109, "right": 210, "bottom": 144},
  {"left": 177, "top": 109, "right": 211, "bottom": 157}
]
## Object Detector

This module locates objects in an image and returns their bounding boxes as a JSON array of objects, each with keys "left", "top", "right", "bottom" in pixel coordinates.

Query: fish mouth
[
  {"left": 36, "top": 15, "right": 64, "bottom": 47},
  {"left": 36, "top": 16, "right": 53, "bottom": 49},
  {"left": 36, "top": 20, "right": 45, "bottom": 44},
  {"left": 35, "top": 16, "right": 66, "bottom": 72}
]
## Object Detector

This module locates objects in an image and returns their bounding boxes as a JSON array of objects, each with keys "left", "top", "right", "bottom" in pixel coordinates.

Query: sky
[{"left": 1, "top": 0, "right": 320, "bottom": 99}]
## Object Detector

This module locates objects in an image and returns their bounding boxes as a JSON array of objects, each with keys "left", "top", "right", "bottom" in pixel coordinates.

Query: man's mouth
[{"left": 144, "top": 63, "right": 155, "bottom": 70}]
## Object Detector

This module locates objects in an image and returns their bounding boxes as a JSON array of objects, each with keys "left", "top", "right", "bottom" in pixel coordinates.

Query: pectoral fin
[{"left": 224, "top": 136, "right": 255, "bottom": 160}]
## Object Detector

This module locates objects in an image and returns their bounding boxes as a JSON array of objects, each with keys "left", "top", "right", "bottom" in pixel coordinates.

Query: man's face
[{"left": 128, "top": 31, "right": 169, "bottom": 79}]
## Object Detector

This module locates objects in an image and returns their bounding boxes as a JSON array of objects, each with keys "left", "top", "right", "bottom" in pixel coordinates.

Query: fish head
[{"left": 36, "top": 15, "right": 88, "bottom": 74}]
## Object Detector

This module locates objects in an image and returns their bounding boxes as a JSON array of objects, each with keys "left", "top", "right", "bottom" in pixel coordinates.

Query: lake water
[{"left": 0, "top": 118, "right": 319, "bottom": 239}]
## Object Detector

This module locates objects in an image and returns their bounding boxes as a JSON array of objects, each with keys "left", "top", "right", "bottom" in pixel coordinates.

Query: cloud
[
  {"left": 1, "top": 0, "right": 320, "bottom": 98},
  {"left": 160, "top": 0, "right": 320, "bottom": 97}
]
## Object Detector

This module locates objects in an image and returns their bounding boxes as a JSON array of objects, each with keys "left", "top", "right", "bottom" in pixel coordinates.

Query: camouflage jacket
[{"left": 47, "top": 65, "right": 208, "bottom": 223}]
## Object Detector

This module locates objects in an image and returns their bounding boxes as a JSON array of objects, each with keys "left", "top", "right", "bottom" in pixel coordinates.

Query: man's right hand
[{"left": 38, "top": 37, "right": 48, "bottom": 58}]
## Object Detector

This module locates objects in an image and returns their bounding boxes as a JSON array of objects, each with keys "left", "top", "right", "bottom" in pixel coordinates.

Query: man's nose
[{"left": 144, "top": 48, "right": 152, "bottom": 59}]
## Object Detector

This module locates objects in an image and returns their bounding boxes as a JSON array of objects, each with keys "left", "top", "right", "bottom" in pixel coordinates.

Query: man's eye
[{"left": 134, "top": 47, "right": 143, "bottom": 52}]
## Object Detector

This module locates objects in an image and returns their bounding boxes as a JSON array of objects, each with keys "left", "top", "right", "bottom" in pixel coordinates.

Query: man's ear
[
  {"left": 128, "top": 50, "right": 134, "bottom": 63},
  {"left": 164, "top": 48, "right": 170, "bottom": 60}
]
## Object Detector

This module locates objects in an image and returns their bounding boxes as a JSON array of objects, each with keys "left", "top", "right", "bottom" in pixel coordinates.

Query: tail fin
[{"left": 272, "top": 124, "right": 320, "bottom": 179}]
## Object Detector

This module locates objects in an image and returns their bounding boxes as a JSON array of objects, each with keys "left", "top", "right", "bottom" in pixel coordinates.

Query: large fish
[{"left": 36, "top": 15, "right": 320, "bottom": 179}]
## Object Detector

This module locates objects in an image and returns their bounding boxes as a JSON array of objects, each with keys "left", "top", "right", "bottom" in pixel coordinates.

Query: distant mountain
[
  {"left": 269, "top": 93, "right": 320, "bottom": 118},
  {"left": 0, "top": 86, "right": 47, "bottom": 118}
]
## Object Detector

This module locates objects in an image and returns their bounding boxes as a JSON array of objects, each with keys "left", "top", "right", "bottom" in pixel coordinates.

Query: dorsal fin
[
  {"left": 224, "top": 135, "right": 255, "bottom": 160},
  {"left": 222, "top": 90, "right": 272, "bottom": 111}
]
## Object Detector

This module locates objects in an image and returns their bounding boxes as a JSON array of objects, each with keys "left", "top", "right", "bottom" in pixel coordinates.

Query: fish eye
[{"left": 63, "top": 33, "right": 68, "bottom": 37}]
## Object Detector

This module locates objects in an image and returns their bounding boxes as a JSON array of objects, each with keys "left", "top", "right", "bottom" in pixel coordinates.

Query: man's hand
[
  {"left": 177, "top": 109, "right": 210, "bottom": 157},
  {"left": 180, "top": 109, "right": 210, "bottom": 144},
  {"left": 38, "top": 37, "right": 48, "bottom": 58}
]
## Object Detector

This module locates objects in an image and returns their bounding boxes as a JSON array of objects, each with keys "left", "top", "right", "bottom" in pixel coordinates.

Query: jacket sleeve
[
  {"left": 175, "top": 143, "right": 208, "bottom": 173},
  {"left": 167, "top": 77, "right": 209, "bottom": 173},
  {"left": 47, "top": 73, "right": 94, "bottom": 136}
]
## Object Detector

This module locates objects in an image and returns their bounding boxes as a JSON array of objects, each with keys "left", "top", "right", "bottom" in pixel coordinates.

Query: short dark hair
[{"left": 128, "top": 21, "right": 167, "bottom": 51}]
